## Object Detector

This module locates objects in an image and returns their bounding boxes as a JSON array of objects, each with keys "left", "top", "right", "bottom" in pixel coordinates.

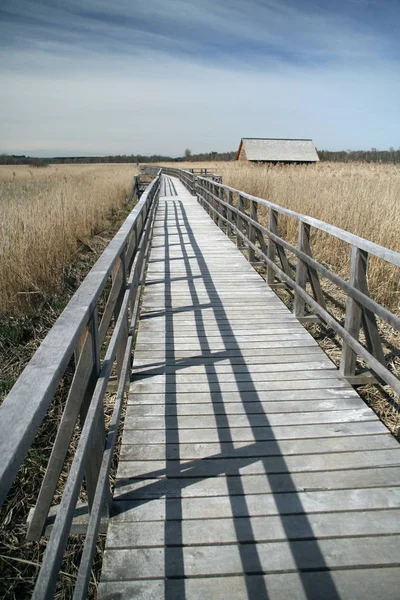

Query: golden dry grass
[
  {"left": 0, "top": 164, "right": 139, "bottom": 599},
  {"left": 0, "top": 164, "right": 138, "bottom": 315},
  {"left": 161, "top": 161, "right": 400, "bottom": 313}
]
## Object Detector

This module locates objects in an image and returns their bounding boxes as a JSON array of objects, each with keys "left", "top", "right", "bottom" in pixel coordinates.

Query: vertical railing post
[
  {"left": 294, "top": 220, "right": 309, "bottom": 317},
  {"left": 267, "top": 208, "right": 278, "bottom": 284},
  {"left": 249, "top": 200, "right": 257, "bottom": 263},
  {"left": 198, "top": 180, "right": 203, "bottom": 209},
  {"left": 82, "top": 307, "right": 107, "bottom": 512},
  {"left": 213, "top": 183, "right": 219, "bottom": 224},
  {"left": 237, "top": 194, "right": 244, "bottom": 248},
  {"left": 227, "top": 191, "right": 234, "bottom": 237},
  {"left": 217, "top": 186, "right": 223, "bottom": 229},
  {"left": 116, "top": 252, "right": 128, "bottom": 382},
  {"left": 340, "top": 246, "right": 365, "bottom": 377},
  {"left": 205, "top": 180, "right": 210, "bottom": 214},
  {"left": 112, "top": 256, "right": 125, "bottom": 325}
]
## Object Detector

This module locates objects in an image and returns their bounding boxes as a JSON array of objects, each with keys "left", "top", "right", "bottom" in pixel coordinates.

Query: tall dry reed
[{"left": 0, "top": 164, "right": 138, "bottom": 315}]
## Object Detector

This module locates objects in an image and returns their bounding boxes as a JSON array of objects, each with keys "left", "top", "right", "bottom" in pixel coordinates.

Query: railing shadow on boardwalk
[{"left": 116, "top": 196, "right": 341, "bottom": 600}]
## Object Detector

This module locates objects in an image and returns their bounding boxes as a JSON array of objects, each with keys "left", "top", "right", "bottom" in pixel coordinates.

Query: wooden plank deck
[{"left": 99, "top": 176, "right": 400, "bottom": 599}]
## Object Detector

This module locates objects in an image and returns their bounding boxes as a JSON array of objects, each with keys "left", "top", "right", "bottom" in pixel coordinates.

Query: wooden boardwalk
[{"left": 99, "top": 176, "right": 400, "bottom": 599}]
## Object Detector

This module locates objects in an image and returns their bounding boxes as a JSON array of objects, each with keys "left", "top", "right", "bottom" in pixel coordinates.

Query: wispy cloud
[{"left": 0, "top": 0, "right": 399, "bottom": 155}]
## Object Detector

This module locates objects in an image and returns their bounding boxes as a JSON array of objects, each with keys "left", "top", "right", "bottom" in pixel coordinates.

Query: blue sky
[{"left": 1, "top": 0, "right": 399, "bottom": 156}]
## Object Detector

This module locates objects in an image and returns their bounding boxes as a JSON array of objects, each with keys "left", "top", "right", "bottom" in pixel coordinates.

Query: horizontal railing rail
[
  {"left": 0, "top": 171, "right": 161, "bottom": 598},
  {"left": 194, "top": 175, "right": 400, "bottom": 396}
]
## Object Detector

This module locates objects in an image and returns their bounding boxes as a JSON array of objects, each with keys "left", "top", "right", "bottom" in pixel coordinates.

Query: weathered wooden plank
[
  {"left": 131, "top": 355, "right": 335, "bottom": 370},
  {"left": 138, "top": 326, "right": 307, "bottom": 336},
  {"left": 129, "top": 396, "right": 364, "bottom": 417},
  {"left": 101, "top": 535, "right": 400, "bottom": 579},
  {"left": 98, "top": 568, "right": 400, "bottom": 600},
  {"left": 138, "top": 322, "right": 306, "bottom": 332},
  {"left": 135, "top": 334, "right": 318, "bottom": 348},
  {"left": 131, "top": 367, "right": 339, "bottom": 384},
  {"left": 106, "top": 508, "right": 400, "bottom": 548},
  {"left": 119, "top": 433, "right": 397, "bottom": 460},
  {"left": 116, "top": 449, "right": 400, "bottom": 479},
  {"left": 113, "top": 467, "right": 400, "bottom": 499},
  {"left": 127, "top": 420, "right": 387, "bottom": 445},
  {"left": 128, "top": 388, "right": 361, "bottom": 405},
  {"left": 124, "top": 407, "right": 376, "bottom": 430},
  {"left": 128, "top": 398, "right": 364, "bottom": 416},
  {"left": 130, "top": 377, "right": 351, "bottom": 396},
  {"left": 133, "top": 346, "right": 323, "bottom": 359},
  {"left": 131, "top": 360, "right": 335, "bottom": 376}
]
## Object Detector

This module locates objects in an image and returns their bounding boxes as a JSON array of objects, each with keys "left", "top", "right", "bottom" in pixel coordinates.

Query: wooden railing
[
  {"left": 144, "top": 164, "right": 399, "bottom": 396},
  {"left": 130, "top": 173, "right": 154, "bottom": 201},
  {"left": 186, "top": 168, "right": 222, "bottom": 183},
  {"left": 194, "top": 175, "right": 400, "bottom": 396},
  {"left": 0, "top": 171, "right": 161, "bottom": 598},
  {"left": 141, "top": 165, "right": 222, "bottom": 186},
  {"left": 142, "top": 164, "right": 197, "bottom": 193}
]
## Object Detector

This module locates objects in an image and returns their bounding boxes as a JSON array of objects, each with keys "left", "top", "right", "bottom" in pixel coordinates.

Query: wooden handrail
[
  {"left": 141, "top": 165, "right": 400, "bottom": 394},
  {"left": 0, "top": 171, "right": 161, "bottom": 598},
  {"left": 195, "top": 184, "right": 400, "bottom": 329},
  {"left": 192, "top": 174, "right": 399, "bottom": 396},
  {"left": 195, "top": 177, "right": 400, "bottom": 266},
  {"left": 145, "top": 166, "right": 399, "bottom": 395}
]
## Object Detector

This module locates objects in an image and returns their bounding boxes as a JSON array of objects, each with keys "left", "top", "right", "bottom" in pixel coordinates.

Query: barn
[{"left": 236, "top": 138, "right": 319, "bottom": 163}]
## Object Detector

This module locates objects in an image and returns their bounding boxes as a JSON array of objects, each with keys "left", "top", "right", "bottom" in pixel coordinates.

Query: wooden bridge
[{"left": 1, "top": 169, "right": 400, "bottom": 599}]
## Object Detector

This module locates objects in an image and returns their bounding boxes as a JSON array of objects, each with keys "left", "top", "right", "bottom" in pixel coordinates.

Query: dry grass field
[
  {"left": 0, "top": 160, "right": 399, "bottom": 597},
  {"left": 0, "top": 163, "right": 138, "bottom": 599},
  {"left": 2, "top": 161, "right": 398, "bottom": 316},
  {"left": 0, "top": 164, "right": 138, "bottom": 315},
  {"left": 162, "top": 161, "right": 400, "bottom": 314}
]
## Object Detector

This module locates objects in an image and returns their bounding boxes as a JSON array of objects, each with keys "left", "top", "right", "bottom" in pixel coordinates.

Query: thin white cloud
[{"left": 1, "top": 49, "right": 399, "bottom": 155}]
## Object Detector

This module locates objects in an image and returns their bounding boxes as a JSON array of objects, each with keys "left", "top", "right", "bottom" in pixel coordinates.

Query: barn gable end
[{"left": 237, "top": 140, "right": 247, "bottom": 161}]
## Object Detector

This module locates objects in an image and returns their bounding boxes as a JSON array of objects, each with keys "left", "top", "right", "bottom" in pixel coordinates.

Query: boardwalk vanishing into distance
[
  {"left": 99, "top": 176, "right": 400, "bottom": 599},
  {"left": 1, "top": 170, "right": 400, "bottom": 600}
]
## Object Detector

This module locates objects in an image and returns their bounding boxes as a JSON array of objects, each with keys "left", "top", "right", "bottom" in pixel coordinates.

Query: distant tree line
[
  {"left": 0, "top": 153, "right": 179, "bottom": 165},
  {"left": 1, "top": 148, "right": 399, "bottom": 165},
  {"left": 317, "top": 148, "right": 400, "bottom": 163},
  {"left": 181, "top": 150, "right": 237, "bottom": 162},
  {"left": 0, "top": 150, "right": 237, "bottom": 166}
]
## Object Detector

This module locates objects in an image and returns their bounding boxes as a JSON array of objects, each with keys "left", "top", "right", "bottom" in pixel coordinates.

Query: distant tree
[
  {"left": 184, "top": 149, "right": 192, "bottom": 158},
  {"left": 28, "top": 157, "right": 49, "bottom": 167}
]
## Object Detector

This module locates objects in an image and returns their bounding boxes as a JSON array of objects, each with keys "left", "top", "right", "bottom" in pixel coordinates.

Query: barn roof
[{"left": 237, "top": 138, "right": 319, "bottom": 162}]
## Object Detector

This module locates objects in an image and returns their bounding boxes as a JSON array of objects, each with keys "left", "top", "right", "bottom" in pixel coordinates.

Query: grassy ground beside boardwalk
[{"left": 0, "top": 163, "right": 138, "bottom": 599}]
